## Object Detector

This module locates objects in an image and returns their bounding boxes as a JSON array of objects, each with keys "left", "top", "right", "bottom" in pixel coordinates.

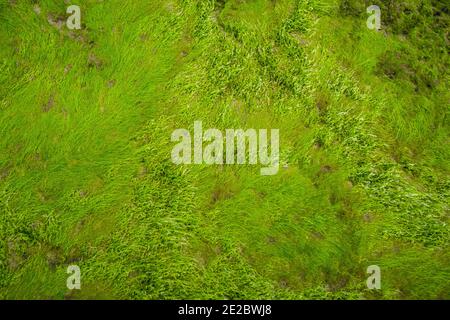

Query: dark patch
[
  {"left": 327, "top": 275, "right": 350, "bottom": 292},
  {"left": 336, "top": 208, "right": 346, "bottom": 219},
  {"left": 315, "top": 93, "right": 329, "bottom": 118},
  {"left": 313, "top": 136, "right": 324, "bottom": 150},
  {"left": 338, "top": 0, "right": 365, "bottom": 17},
  {"left": 214, "top": 0, "right": 227, "bottom": 14},
  {"left": 329, "top": 191, "right": 338, "bottom": 205},
  {"left": 46, "top": 247, "right": 64, "bottom": 271},
  {"left": 377, "top": 50, "right": 438, "bottom": 91},
  {"left": 66, "top": 247, "right": 82, "bottom": 264},
  {"left": 211, "top": 184, "right": 234, "bottom": 204},
  {"left": 313, "top": 142, "right": 322, "bottom": 151}
]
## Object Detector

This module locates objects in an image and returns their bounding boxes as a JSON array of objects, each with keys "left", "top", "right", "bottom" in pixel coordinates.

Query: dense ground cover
[{"left": 0, "top": 0, "right": 448, "bottom": 299}]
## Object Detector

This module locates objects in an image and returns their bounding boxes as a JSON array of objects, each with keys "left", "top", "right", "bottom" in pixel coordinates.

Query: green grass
[{"left": 0, "top": 0, "right": 448, "bottom": 299}]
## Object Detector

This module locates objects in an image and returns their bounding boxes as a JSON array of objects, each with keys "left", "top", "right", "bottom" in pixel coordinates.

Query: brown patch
[
  {"left": 213, "top": 245, "right": 222, "bottom": 255},
  {"left": 107, "top": 79, "right": 116, "bottom": 88},
  {"left": 88, "top": 53, "right": 103, "bottom": 69},
  {"left": 256, "top": 190, "right": 267, "bottom": 199},
  {"left": 140, "top": 33, "right": 149, "bottom": 42},
  {"left": 279, "top": 279, "right": 289, "bottom": 288},
  {"left": 42, "top": 95, "right": 55, "bottom": 112},
  {"left": 31, "top": 220, "right": 43, "bottom": 231},
  {"left": 47, "top": 13, "right": 65, "bottom": 30},
  {"left": 28, "top": 152, "right": 47, "bottom": 171},
  {"left": 392, "top": 245, "right": 401, "bottom": 254},
  {"left": 64, "top": 290, "right": 76, "bottom": 300},
  {"left": 37, "top": 189, "right": 51, "bottom": 202},
  {"left": 165, "top": 1, "right": 177, "bottom": 13},
  {"left": 61, "top": 107, "right": 69, "bottom": 119},
  {"left": 231, "top": 98, "right": 244, "bottom": 114},
  {"left": 78, "top": 190, "right": 87, "bottom": 198},
  {"left": 291, "top": 32, "right": 308, "bottom": 46},
  {"left": 137, "top": 165, "right": 148, "bottom": 178},
  {"left": 211, "top": 185, "right": 233, "bottom": 204},
  {"left": 310, "top": 231, "right": 324, "bottom": 240},
  {"left": 128, "top": 270, "right": 140, "bottom": 278},
  {"left": 33, "top": 4, "right": 41, "bottom": 15},
  {"left": 363, "top": 213, "right": 373, "bottom": 222},
  {"left": 68, "top": 31, "right": 91, "bottom": 46},
  {"left": 7, "top": 240, "right": 27, "bottom": 271},
  {"left": 267, "top": 236, "right": 277, "bottom": 244},
  {"left": 64, "top": 64, "right": 73, "bottom": 75},
  {"left": 320, "top": 165, "right": 333, "bottom": 173},
  {"left": 73, "top": 218, "right": 87, "bottom": 234},
  {"left": 0, "top": 165, "right": 11, "bottom": 181}
]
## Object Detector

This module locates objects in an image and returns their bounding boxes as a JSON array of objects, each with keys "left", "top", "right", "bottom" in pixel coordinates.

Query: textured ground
[{"left": 0, "top": 0, "right": 448, "bottom": 299}]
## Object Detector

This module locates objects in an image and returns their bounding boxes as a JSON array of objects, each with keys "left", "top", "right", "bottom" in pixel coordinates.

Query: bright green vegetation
[{"left": 0, "top": 0, "right": 448, "bottom": 299}]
